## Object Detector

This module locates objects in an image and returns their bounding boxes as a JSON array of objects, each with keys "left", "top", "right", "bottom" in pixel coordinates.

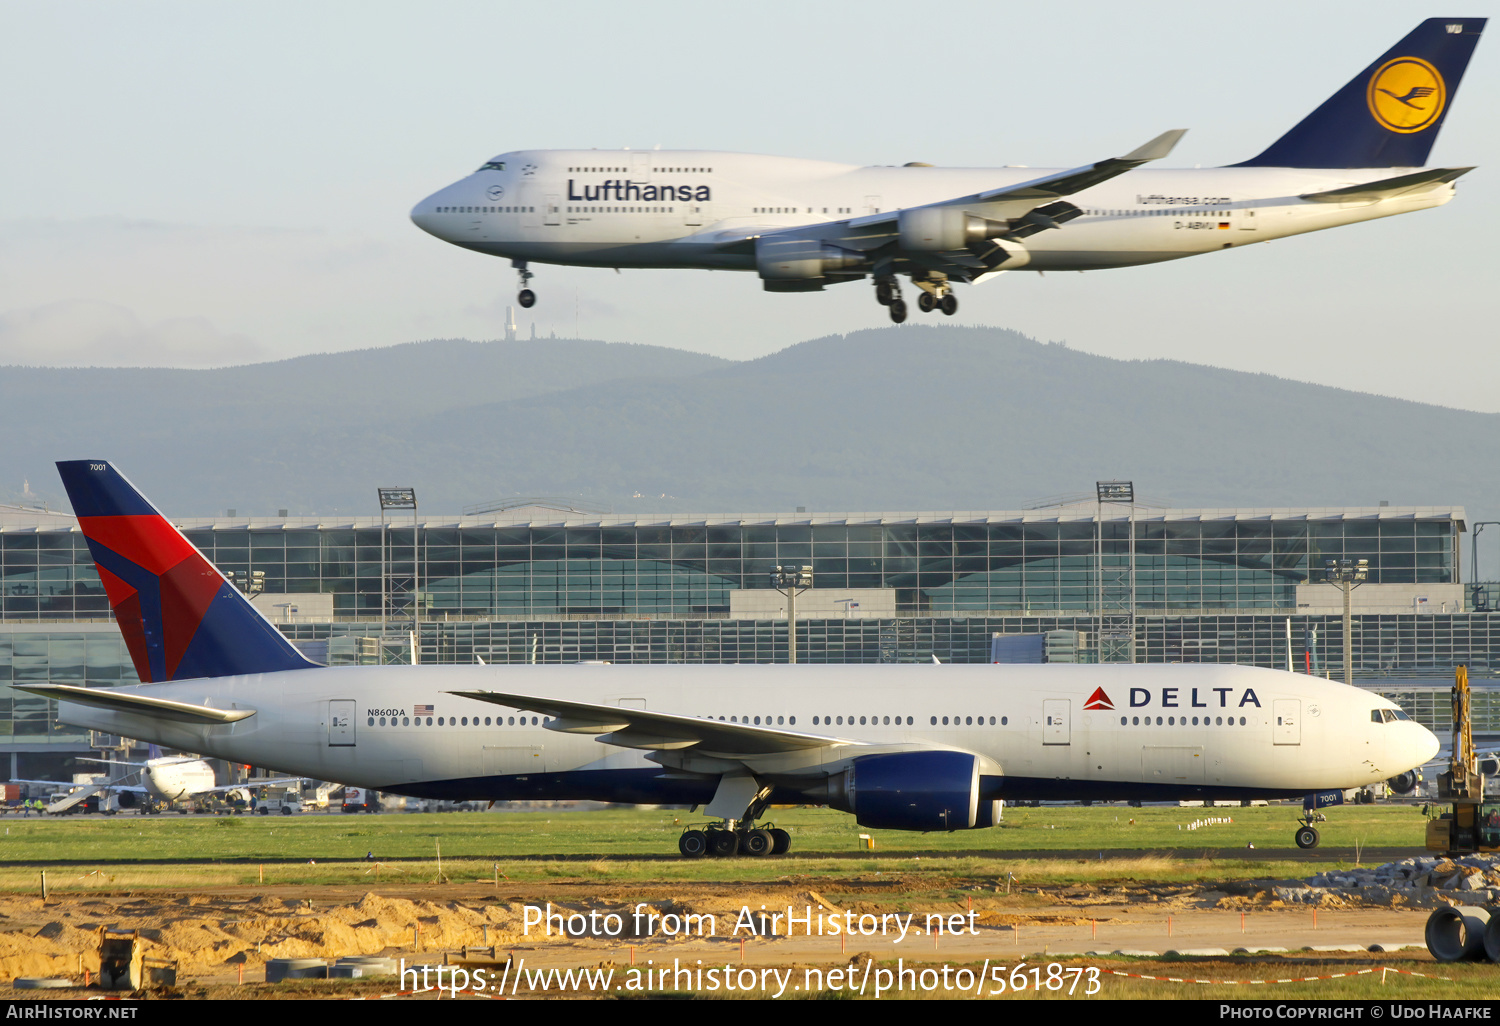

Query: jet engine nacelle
[
  {"left": 829, "top": 750, "right": 997, "bottom": 831},
  {"left": 755, "top": 238, "right": 867, "bottom": 289},
  {"left": 897, "top": 207, "right": 1010, "bottom": 252},
  {"left": 117, "top": 790, "right": 138, "bottom": 809},
  {"left": 1386, "top": 770, "right": 1419, "bottom": 795}
]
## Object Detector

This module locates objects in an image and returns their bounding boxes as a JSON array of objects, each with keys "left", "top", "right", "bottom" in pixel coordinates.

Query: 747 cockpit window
[{"left": 478, "top": 161, "right": 506, "bottom": 172}]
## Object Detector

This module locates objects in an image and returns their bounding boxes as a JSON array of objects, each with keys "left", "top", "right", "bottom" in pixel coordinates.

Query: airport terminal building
[{"left": 2, "top": 495, "right": 1497, "bottom": 774}]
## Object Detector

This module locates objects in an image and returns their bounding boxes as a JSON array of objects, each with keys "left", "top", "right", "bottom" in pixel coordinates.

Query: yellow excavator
[{"left": 1425, "top": 666, "right": 1500, "bottom": 854}]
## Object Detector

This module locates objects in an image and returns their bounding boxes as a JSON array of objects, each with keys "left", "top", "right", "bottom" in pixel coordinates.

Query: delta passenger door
[
  {"left": 1043, "top": 699, "right": 1071, "bottom": 745},
  {"left": 328, "top": 700, "right": 356, "bottom": 747},
  {"left": 1273, "top": 700, "right": 1301, "bottom": 745}
]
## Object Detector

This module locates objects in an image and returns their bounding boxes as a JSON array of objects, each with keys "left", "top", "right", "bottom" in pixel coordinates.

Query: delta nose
[
  {"left": 1386, "top": 720, "right": 1440, "bottom": 785},
  {"left": 1410, "top": 722, "right": 1441, "bottom": 767}
]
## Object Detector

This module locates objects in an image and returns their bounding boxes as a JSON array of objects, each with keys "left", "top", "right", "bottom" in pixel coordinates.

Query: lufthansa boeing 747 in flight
[{"left": 410, "top": 19, "right": 1483, "bottom": 323}]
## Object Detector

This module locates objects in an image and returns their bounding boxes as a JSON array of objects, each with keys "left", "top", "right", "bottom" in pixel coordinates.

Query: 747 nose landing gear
[{"left": 514, "top": 260, "right": 536, "bottom": 308}]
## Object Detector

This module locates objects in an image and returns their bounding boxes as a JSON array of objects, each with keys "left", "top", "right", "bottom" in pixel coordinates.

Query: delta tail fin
[
  {"left": 56, "top": 461, "right": 319, "bottom": 682},
  {"left": 1234, "top": 18, "right": 1484, "bottom": 168}
]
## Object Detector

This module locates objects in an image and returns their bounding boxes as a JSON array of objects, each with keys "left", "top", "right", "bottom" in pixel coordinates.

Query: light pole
[
  {"left": 1470, "top": 522, "right": 1500, "bottom": 612},
  {"left": 1324, "top": 558, "right": 1368, "bottom": 687},
  {"left": 378, "top": 486, "right": 419, "bottom": 663},
  {"left": 1095, "top": 480, "right": 1136, "bottom": 664},
  {"left": 770, "top": 565, "right": 813, "bottom": 664}
]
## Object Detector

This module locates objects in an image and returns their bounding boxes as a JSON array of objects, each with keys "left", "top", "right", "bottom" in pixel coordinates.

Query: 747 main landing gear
[
  {"left": 914, "top": 276, "right": 958, "bottom": 316},
  {"left": 513, "top": 259, "right": 536, "bottom": 308},
  {"left": 873, "top": 276, "right": 907, "bottom": 324},
  {"left": 678, "top": 822, "right": 792, "bottom": 858},
  {"left": 874, "top": 274, "right": 958, "bottom": 323}
]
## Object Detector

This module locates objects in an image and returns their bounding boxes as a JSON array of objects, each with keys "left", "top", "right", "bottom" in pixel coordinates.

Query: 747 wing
[{"left": 717, "top": 129, "right": 1186, "bottom": 289}]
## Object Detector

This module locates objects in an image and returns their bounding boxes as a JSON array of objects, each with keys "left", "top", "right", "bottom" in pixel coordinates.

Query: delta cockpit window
[{"left": 478, "top": 161, "right": 506, "bottom": 172}]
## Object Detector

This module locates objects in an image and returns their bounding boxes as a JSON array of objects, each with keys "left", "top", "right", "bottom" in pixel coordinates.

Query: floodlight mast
[
  {"left": 1095, "top": 481, "right": 1136, "bottom": 664},
  {"left": 224, "top": 569, "right": 265, "bottom": 598},
  {"left": 1324, "top": 558, "right": 1368, "bottom": 687},
  {"left": 378, "top": 487, "right": 419, "bottom": 664},
  {"left": 769, "top": 565, "right": 813, "bottom": 664},
  {"left": 1470, "top": 522, "right": 1500, "bottom": 612}
]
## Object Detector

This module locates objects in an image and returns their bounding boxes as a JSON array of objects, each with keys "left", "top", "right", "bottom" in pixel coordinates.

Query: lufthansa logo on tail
[{"left": 1367, "top": 57, "right": 1445, "bottom": 133}]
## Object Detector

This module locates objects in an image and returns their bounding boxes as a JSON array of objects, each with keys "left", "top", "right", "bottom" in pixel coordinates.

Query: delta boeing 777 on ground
[
  {"left": 16, "top": 462, "right": 1438, "bottom": 856},
  {"left": 411, "top": 19, "right": 1483, "bottom": 322}
]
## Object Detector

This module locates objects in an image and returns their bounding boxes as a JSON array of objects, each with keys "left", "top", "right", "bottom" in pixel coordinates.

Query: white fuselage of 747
[{"left": 410, "top": 18, "right": 1483, "bottom": 322}]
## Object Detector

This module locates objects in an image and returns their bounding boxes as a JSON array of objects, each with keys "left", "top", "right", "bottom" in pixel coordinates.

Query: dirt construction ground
[{"left": 0, "top": 876, "right": 1445, "bottom": 998}]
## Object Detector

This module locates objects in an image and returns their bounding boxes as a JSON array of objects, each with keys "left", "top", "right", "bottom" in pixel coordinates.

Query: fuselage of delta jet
[
  {"left": 41, "top": 661, "right": 1436, "bottom": 811},
  {"left": 410, "top": 18, "right": 1483, "bottom": 323},
  {"left": 23, "top": 461, "right": 1439, "bottom": 854}
]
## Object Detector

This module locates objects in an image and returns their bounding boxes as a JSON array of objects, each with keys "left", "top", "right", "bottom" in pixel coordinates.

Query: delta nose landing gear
[
  {"left": 514, "top": 259, "right": 536, "bottom": 309},
  {"left": 1294, "top": 791, "right": 1333, "bottom": 848}
]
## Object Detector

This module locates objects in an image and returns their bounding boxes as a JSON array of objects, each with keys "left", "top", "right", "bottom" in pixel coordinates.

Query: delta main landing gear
[
  {"left": 677, "top": 784, "right": 791, "bottom": 857},
  {"left": 678, "top": 822, "right": 792, "bottom": 859},
  {"left": 514, "top": 259, "right": 536, "bottom": 308}
]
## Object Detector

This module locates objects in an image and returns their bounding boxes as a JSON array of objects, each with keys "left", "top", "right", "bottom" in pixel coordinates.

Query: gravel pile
[{"left": 1267, "top": 854, "right": 1500, "bottom": 906}]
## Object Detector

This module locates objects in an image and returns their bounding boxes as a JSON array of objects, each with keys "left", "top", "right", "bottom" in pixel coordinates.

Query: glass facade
[
  {"left": 0, "top": 502, "right": 1481, "bottom": 758},
  {"left": 0, "top": 626, "right": 135, "bottom": 744},
  {"left": 0, "top": 506, "right": 1461, "bottom": 621},
  {"left": 316, "top": 611, "right": 1498, "bottom": 676}
]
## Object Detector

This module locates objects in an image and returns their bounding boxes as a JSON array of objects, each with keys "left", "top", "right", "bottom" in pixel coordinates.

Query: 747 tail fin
[
  {"left": 56, "top": 461, "right": 318, "bottom": 682},
  {"left": 1235, "top": 18, "right": 1484, "bottom": 168}
]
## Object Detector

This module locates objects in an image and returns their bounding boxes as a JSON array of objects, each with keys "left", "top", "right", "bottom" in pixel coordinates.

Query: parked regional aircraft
[
  {"left": 9, "top": 461, "right": 1438, "bottom": 853},
  {"left": 12, "top": 744, "right": 301, "bottom": 814},
  {"left": 410, "top": 19, "right": 1483, "bottom": 323}
]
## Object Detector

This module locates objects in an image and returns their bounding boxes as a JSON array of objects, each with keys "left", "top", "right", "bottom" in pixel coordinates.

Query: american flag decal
[{"left": 414, "top": 704, "right": 434, "bottom": 716}]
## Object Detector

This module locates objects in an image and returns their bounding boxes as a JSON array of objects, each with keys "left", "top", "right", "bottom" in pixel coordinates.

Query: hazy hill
[
  {"left": 0, "top": 338, "right": 727, "bottom": 512},
  {"left": 2, "top": 327, "right": 1495, "bottom": 542},
  {"left": 382, "top": 325, "right": 1497, "bottom": 516}
]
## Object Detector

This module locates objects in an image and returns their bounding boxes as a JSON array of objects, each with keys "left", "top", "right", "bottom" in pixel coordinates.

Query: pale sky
[{"left": 1, "top": 1, "right": 1496, "bottom": 410}]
